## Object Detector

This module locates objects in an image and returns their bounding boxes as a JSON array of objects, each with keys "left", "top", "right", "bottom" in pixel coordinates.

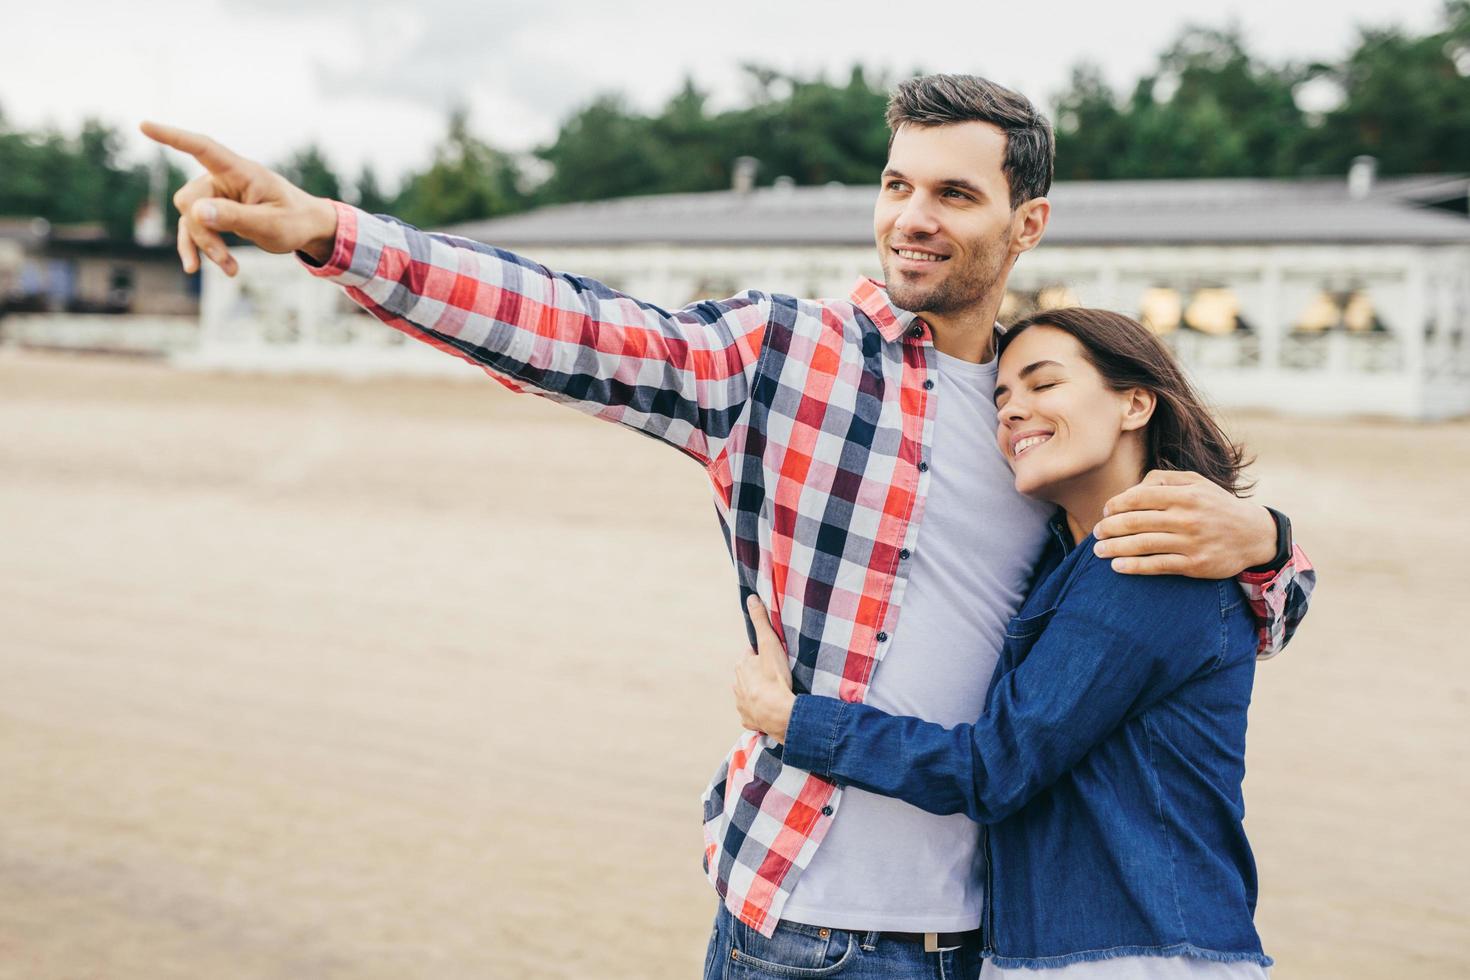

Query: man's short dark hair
[{"left": 885, "top": 73, "right": 1055, "bottom": 209}]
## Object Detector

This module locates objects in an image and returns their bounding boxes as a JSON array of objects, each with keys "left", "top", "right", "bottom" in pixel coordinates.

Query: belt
[{"left": 879, "top": 929, "right": 981, "bottom": 953}]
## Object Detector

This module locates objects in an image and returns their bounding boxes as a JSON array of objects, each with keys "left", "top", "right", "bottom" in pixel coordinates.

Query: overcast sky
[{"left": 2, "top": 0, "right": 1439, "bottom": 188}]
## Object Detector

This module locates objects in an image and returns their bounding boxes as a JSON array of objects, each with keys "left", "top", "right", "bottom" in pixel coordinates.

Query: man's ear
[
  {"left": 1121, "top": 387, "right": 1157, "bottom": 431},
  {"left": 1011, "top": 196, "right": 1050, "bottom": 255}
]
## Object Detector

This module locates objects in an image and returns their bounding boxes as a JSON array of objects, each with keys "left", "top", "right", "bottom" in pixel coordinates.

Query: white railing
[
  {"left": 0, "top": 314, "right": 198, "bottom": 355},
  {"left": 1279, "top": 332, "right": 1405, "bottom": 373},
  {"left": 1166, "top": 332, "right": 1262, "bottom": 370}
]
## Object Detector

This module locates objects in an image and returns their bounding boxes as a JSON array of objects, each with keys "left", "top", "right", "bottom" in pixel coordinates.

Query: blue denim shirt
[{"left": 782, "top": 517, "right": 1270, "bottom": 969}]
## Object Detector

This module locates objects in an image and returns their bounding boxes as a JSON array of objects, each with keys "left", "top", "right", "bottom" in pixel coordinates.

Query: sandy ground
[{"left": 0, "top": 348, "right": 1466, "bottom": 979}]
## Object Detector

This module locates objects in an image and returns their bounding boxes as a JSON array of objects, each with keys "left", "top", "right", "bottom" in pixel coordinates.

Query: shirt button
[
  {"left": 922, "top": 379, "right": 934, "bottom": 390},
  {"left": 918, "top": 461, "right": 929, "bottom": 473},
  {"left": 876, "top": 631, "right": 888, "bottom": 643},
  {"left": 910, "top": 325, "right": 923, "bottom": 338},
  {"left": 900, "top": 548, "right": 911, "bottom": 560},
  {"left": 821, "top": 805, "right": 834, "bottom": 816}
]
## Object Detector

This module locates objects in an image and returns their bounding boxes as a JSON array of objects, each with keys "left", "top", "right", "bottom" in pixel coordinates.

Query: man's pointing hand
[{"left": 139, "top": 121, "right": 339, "bottom": 276}]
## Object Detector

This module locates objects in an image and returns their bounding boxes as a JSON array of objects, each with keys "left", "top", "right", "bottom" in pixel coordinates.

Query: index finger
[
  {"left": 139, "top": 121, "right": 243, "bottom": 173},
  {"left": 1109, "top": 553, "right": 1190, "bottom": 576}
]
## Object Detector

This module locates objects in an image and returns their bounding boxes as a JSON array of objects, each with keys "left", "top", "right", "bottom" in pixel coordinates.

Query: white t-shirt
[{"left": 782, "top": 350, "right": 1053, "bottom": 931}]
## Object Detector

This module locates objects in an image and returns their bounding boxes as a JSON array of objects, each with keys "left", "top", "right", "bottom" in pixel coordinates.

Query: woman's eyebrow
[
  {"left": 1018, "top": 359, "right": 1063, "bottom": 379},
  {"left": 995, "top": 359, "right": 1064, "bottom": 404}
]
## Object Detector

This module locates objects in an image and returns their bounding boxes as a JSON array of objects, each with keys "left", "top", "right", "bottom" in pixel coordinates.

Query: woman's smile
[{"left": 1010, "top": 430, "right": 1053, "bottom": 457}]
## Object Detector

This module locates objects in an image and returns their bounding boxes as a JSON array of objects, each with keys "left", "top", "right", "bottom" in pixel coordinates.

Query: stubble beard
[{"left": 883, "top": 225, "right": 1012, "bottom": 318}]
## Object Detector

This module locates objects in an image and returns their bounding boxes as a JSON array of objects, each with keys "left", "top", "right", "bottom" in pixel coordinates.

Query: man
[{"left": 143, "top": 73, "right": 1311, "bottom": 977}]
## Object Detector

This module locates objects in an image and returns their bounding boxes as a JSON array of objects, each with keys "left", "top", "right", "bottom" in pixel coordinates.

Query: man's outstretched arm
[{"left": 141, "top": 122, "right": 771, "bottom": 467}]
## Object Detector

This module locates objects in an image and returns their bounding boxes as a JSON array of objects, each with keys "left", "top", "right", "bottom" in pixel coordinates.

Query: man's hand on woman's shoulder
[{"left": 1093, "top": 470, "right": 1278, "bottom": 579}]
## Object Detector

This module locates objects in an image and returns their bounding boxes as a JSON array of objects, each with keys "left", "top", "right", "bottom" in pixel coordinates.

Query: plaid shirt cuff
[
  {"left": 296, "top": 201, "right": 371, "bottom": 286},
  {"left": 1239, "top": 543, "right": 1315, "bottom": 660}
]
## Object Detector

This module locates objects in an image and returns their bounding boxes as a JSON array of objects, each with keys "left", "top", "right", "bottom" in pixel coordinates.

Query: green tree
[
  {"left": 533, "top": 64, "right": 893, "bottom": 205},
  {"left": 352, "top": 163, "right": 395, "bottom": 214},
  {"left": 395, "top": 107, "right": 525, "bottom": 227},
  {"left": 1299, "top": 0, "right": 1470, "bottom": 174},
  {"left": 1157, "top": 26, "right": 1306, "bottom": 175},
  {"left": 535, "top": 95, "right": 667, "bottom": 203},
  {"left": 735, "top": 65, "right": 892, "bottom": 185},
  {"left": 277, "top": 144, "right": 343, "bottom": 200},
  {"left": 646, "top": 78, "right": 729, "bottom": 193},
  {"left": 0, "top": 114, "right": 167, "bottom": 241},
  {"left": 0, "top": 123, "right": 60, "bottom": 220},
  {"left": 1054, "top": 27, "right": 1307, "bottom": 180},
  {"left": 1053, "top": 8, "right": 1470, "bottom": 182},
  {"left": 1051, "top": 64, "right": 1135, "bottom": 180}
]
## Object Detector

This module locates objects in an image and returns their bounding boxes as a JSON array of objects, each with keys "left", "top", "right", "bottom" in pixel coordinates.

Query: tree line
[{"left": 2, "top": 3, "right": 1466, "bottom": 239}]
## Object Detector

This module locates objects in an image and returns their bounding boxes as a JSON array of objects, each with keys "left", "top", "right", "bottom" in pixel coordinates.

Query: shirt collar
[
  {"left": 847, "top": 277, "right": 1008, "bottom": 350},
  {"left": 848, "top": 277, "right": 922, "bottom": 343}
]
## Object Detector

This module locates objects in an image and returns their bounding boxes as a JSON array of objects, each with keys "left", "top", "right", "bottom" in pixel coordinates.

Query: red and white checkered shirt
[{"left": 304, "top": 202, "right": 1316, "bottom": 937}]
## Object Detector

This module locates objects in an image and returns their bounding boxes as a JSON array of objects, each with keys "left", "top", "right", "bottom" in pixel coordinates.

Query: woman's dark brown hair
[{"left": 999, "top": 307, "right": 1254, "bottom": 496}]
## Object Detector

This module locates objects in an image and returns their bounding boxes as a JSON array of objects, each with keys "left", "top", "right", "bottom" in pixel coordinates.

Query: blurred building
[
  {"left": 193, "top": 166, "right": 1470, "bottom": 420},
  {"left": 0, "top": 216, "right": 200, "bottom": 355}
]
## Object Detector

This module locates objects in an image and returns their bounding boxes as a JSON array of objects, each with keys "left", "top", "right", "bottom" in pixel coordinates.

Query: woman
[{"left": 734, "top": 307, "right": 1277, "bottom": 977}]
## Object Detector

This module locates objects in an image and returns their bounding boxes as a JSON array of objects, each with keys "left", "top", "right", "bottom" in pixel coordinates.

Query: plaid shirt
[{"left": 305, "top": 202, "right": 1316, "bottom": 937}]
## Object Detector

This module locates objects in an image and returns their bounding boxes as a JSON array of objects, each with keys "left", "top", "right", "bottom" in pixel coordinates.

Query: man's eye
[
  {"left": 886, "top": 181, "right": 907, "bottom": 192},
  {"left": 943, "top": 189, "right": 970, "bottom": 200}
]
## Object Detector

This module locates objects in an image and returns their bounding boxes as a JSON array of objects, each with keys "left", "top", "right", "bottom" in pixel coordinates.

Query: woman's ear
[{"left": 1120, "top": 388, "right": 1156, "bottom": 432}]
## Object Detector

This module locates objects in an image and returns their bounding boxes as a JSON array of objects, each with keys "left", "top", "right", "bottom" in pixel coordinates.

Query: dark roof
[
  {"left": 1375, "top": 174, "right": 1470, "bottom": 212},
  {"left": 0, "top": 218, "right": 51, "bottom": 248},
  {"left": 0, "top": 217, "right": 180, "bottom": 257},
  {"left": 446, "top": 175, "right": 1470, "bottom": 248}
]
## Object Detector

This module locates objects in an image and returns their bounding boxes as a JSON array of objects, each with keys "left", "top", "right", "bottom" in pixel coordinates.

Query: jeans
[{"left": 704, "top": 904, "right": 982, "bottom": 980}]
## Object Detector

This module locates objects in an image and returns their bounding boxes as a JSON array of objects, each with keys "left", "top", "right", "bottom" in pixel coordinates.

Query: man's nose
[{"left": 894, "top": 193, "right": 940, "bottom": 237}]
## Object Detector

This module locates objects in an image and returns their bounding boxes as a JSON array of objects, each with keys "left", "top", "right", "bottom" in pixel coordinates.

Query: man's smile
[{"left": 890, "top": 244, "right": 952, "bottom": 269}]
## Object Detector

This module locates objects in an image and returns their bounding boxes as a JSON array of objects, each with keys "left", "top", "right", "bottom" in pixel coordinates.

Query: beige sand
[{"left": 0, "top": 348, "right": 1466, "bottom": 979}]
